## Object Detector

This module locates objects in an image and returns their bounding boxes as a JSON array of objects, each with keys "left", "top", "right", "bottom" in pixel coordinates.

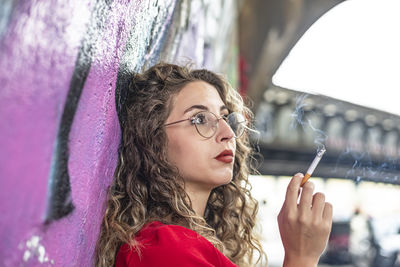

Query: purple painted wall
[{"left": 0, "top": 0, "right": 238, "bottom": 266}]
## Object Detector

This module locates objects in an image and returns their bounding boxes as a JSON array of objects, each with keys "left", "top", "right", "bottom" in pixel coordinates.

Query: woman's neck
[{"left": 184, "top": 185, "right": 211, "bottom": 217}]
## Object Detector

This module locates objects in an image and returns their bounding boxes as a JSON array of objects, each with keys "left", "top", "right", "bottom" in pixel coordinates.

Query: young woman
[{"left": 95, "top": 63, "right": 332, "bottom": 267}]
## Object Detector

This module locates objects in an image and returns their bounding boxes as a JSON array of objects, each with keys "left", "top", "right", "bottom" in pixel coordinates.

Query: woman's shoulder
[
  {"left": 137, "top": 221, "right": 205, "bottom": 241},
  {"left": 115, "top": 221, "right": 237, "bottom": 267}
]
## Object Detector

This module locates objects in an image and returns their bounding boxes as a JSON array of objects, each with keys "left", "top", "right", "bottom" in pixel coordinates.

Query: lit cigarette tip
[{"left": 300, "top": 147, "right": 326, "bottom": 186}]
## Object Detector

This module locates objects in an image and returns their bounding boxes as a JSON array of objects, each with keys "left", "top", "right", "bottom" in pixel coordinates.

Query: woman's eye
[{"left": 192, "top": 113, "right": 207, "bottom": 124}]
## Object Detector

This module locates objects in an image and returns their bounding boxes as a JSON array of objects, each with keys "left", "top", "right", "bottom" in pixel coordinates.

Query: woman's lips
[
  {"left": 215, "top": 150, "right": 234, "bottom": 163},
  {"left": 215, "top": 155, "right": 234, "bottom": 163}
]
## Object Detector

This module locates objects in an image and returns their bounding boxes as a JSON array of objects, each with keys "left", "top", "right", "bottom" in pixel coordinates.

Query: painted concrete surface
[{"left": 0, "top": 0, "right": 238, "bottom": 266}]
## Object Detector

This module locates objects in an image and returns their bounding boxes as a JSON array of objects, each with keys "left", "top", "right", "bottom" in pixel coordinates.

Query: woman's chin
[{"left": 211, "top": 173, "right": 233, "bottom": 188}]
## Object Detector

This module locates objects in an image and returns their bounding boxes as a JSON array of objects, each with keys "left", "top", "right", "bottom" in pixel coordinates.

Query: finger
[
  {"left": 323, "top": 202, "right": 333, "bottom": 222},
  {"left": 300, "top": 173, "right": 311, "bottom": 187},
  {"left": 284, "top": 173, "right": 304, "bottom": 208},
  {"left": 311, "top": 192, "right": 325, "bottom": 219},
  {"left": 299, "top": 181, "right": 315, "bottom": 213}
]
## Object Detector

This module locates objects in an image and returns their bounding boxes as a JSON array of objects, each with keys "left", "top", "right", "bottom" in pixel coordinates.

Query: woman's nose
[{"left": 215, "top": 118, "right": 235, "bottom": 142}]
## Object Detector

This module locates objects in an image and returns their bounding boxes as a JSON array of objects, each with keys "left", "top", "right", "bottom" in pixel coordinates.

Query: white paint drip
[{"left": 21, "top": 235, "right": 54, "bottom": 264}]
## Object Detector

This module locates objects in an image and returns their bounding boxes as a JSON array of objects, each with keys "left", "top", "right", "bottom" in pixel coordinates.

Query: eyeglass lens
[
  {"left": 194, "top": 111, "right": 245, "bottom": 138},
  {"left": 227, "top": 112, "right": 245, "bottom": 137}
]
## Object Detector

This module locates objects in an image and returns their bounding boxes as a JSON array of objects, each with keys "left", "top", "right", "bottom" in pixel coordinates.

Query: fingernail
[
  {"left": 294, "top": 173, "right": 304, "bottom": 178},
  {"left": 305, "top": 182, "right": 315, "bottom": 189}
]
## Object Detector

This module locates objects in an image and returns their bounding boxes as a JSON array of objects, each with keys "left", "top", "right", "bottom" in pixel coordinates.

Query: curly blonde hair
[{"left": 95, "top": 63, "right": 266, "bottom": 266}]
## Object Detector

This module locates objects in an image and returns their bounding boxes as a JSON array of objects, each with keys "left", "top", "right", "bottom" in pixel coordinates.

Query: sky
[{"left": 273, "top": 0, "right": 400, "bottom": 116}]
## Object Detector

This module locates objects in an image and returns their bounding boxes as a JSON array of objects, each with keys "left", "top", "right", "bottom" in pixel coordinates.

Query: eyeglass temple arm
[
  {"left": 164, "top": 118, "right": 189, "bottom": 127},
  {"left": 241, "top": 123, "right": 260, "bottom": 135}
]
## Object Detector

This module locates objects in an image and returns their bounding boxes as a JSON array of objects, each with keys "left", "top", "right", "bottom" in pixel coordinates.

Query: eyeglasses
[{"left": 164, "top": 111, "right": 248, "bottom": 139}]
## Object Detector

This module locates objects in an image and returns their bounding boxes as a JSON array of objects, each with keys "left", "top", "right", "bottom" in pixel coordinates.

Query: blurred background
[
  {"left": 241, "top": 0, "right": 400, "bottom": 266},
  {"left": 1, "top": 0, "right": 399, "bottom": 266}
]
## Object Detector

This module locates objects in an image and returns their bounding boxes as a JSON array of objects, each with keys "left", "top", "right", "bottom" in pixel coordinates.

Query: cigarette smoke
[
  {"left": 291, "top": 93, "right": 327, "bottom": 152},
  {"left": 291, "top": 94, "right": 400, "bottom": 184},
  {"left": 336, "top": 146, "right": 399, "bottom": 184}
]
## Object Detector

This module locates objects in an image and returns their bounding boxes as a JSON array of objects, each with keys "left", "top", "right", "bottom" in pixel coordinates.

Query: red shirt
[{"left": 115, "top": 221, "right": 238, "bottom": 267}]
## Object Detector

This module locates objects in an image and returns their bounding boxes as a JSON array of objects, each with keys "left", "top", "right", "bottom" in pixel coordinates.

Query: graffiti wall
[{"left": 0, "top": 0, "right": 238, "bottom": 266}]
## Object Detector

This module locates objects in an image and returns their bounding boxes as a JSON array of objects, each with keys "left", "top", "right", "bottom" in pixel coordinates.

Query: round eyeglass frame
[{"left": 164, "top": 110, "right": 247, "bottom": 139}]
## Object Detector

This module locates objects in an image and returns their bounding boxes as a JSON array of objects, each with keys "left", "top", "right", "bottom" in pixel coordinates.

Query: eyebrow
[{"left": 183, "top": 104, "right": 228, "bottom": 114}]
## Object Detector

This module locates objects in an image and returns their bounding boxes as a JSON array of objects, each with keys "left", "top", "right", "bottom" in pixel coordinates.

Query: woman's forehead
[{"left": 172, "top": 81, "right": 225, "bottom": 113}]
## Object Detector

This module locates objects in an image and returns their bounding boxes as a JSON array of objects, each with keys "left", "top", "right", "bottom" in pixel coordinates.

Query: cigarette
[{"left": 300, "top": 147, "right": 326, "bottom": 186}]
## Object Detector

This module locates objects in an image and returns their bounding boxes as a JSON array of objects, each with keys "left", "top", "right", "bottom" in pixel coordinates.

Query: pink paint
[{"left": 0, "top": 0, "right": 237, "bottom": 265}]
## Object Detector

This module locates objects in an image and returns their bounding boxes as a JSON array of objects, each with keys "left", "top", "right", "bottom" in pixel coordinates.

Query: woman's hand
[{"left": 277, "top": 173, "right": 333, "bottom": 267}]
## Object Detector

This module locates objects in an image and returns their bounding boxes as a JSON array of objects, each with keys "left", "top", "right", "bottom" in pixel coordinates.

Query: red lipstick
[{"left": 215, "top": 149, "right": 234, "bottom": 163}]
